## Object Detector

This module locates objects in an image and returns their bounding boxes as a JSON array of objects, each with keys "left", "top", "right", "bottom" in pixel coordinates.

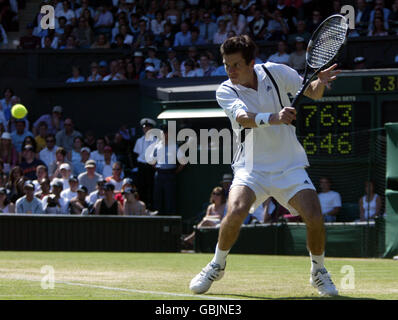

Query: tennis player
[{"left": 190, "top": 35, "right": 340, "bottom": 296}]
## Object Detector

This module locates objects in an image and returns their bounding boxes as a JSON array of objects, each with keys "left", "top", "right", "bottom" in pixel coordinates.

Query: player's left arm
[{"left": 304, "top": 64, "right": 341, "bottom": 100}]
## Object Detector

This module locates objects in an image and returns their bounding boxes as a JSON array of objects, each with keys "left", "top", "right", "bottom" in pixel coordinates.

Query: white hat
[
  {"left": 60, "top": 163, "right": 71, "bottom": 170},
  {"left": 354, "top": 56, "right": 365, "bottom": 64},
  {"left": 81, "top": 147, "right": 91, "bottom": 153},
  {"left": 295, "top": 36, "right": 305, "bottom": 43},
  {"left": 134, "top": 51, "right": 143, "bottom": 57},
  {"left": 145, "top": 66, "right": 156, "bottom": 72},
  {"left": 221, "top": 173, "right": 233, "bottom": 183},
  {"left": 1, "top": 132, "right": 11, "bottom": 140},
  {"left": 140, "top": 118, "right": 156, "bottom": 127}
]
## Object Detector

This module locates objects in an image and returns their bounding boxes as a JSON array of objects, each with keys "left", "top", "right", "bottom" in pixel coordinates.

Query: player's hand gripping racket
[{"left": 290, "top": 14, "right": 349, "bottom": 110}]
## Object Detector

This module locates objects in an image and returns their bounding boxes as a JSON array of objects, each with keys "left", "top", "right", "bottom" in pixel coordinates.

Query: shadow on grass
[{"left": 207, "top": 293, "right": 377, "bottom": 300}]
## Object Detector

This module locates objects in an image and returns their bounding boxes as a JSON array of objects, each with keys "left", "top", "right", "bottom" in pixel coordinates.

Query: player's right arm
[{"left": 216, "top": 86, "right": 296, "bottom": 128}]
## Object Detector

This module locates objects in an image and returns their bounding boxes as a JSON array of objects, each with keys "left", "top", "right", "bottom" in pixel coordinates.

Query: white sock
[
  {"left": 310, "top": 252, "right": 325, "bottom": 273},
  {"left": 211, "top": 244, "right": 229, "bottom": 268}
]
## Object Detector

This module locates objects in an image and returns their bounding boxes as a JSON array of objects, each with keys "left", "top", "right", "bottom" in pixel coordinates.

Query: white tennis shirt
[{"left": 216, "top": 62, "right": 309, "bottom": 172}]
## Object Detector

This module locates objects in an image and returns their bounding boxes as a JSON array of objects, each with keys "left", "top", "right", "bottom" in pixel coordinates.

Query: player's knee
[
  {"left": 305, "top": 210, "right": 324, "bottom": 229},
  {"left": 227, "top": 203, "right": 250, "bottom": 223}
]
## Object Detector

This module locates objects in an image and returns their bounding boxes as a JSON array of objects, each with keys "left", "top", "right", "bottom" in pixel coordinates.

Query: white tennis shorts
[{"left": 231, "top": 166, "right": 316, "bottom": 216}]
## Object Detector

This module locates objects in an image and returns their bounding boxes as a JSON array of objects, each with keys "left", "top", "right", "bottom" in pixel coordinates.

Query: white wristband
[{"left": 255, "top": 113, "right": 272, "bottom": 127}]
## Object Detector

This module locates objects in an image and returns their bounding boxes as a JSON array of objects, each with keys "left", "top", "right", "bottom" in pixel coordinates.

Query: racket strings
[{"left": 308, "top": 18, "right": 347, "bottom": 68}]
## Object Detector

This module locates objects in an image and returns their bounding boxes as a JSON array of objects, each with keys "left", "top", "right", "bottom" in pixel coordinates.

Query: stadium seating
[{"left": 337, "top": 202, "right": 360, "bottom": 222}]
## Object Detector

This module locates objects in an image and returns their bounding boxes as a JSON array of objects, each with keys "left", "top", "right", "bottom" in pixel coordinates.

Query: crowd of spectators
[
  {"left": 0, "top": 89, "right": 154, "bottom": 215},
  {"left": 3, "top": 0, "right": 396, "bottom": 77}
]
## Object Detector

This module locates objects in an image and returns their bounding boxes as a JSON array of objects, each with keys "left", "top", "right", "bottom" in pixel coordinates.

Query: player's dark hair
[{"left": 220, "top": 35, "right": 257, "bottom": 65}]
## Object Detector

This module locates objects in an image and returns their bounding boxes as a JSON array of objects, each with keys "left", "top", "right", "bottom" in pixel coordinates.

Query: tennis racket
[{"left": 290, "top": 14, "right": 349, "bottom": 110}]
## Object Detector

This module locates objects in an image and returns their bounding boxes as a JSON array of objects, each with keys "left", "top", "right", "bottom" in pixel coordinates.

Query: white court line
[{"left": 0, "top": 275, "right": 241, "bottom": 300}]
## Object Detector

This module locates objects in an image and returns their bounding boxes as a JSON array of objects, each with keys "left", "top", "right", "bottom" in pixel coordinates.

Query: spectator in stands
[
  {"left": 72, "top": 17, "right": 93, "bottom": 48},
  {"left": 16, "top": 181, "right": 44, "bottom": 214},
  {"left": 33, "top": 105, "right": 64, "bottom": 136},
  {"left": 151, "top": 10, "right": 166, "bottom": 41},
  {"left": 307, "top": 10, "right": 322, "bottom": 33},
  {"left": 0, "top": 159, "right": 7, "bottom": 187},
  {"left": 189, "top": 27, "right": 206, "bottom": 46},
  {"left": 105, "top": 161, "right": 124, "bottom": 192},
  {"left": 93, "top": 4, "right": 113, "bottom": 35},
  {"left": 83, "top": 130, "right": 96, "bottom": 151},
  {"left": 288, "top": 36, "right": 306, "bottom": 75},
  {"left": 19, "top": 23, "right": 41, "bottom": 49},
  {"left": 55, "top": 118, "right": 82, "bottom": 152},
  {"left": 164, "top": 0, "right": 181, "bottom": 27},
  {"left": 6, "top": 165, "right": 23, "bottom": 203},
  {"left": 20, "top": 136, "right": 38, "bottom": 159},
  {"left": 0, "top": 87, "right": 13, "bottom": 122},
  {"left": 159, "top": 22, "right": 175, "bottom": 46},
  {"left": 82, "top": 8, "right": 95, "bottom": 29},
  {"left": 20, "top": 145, "right": 46, "bottom": 181},
  {"left": 114, "top": 177, "right": 135, "bottom": 207},
  {"left": 55, "top": 16, "right": 67, "bottom": 37},
  {"left": 111, "top": 33, "right": 130, "bottom": 49},
  {"left": 59, "top": 163, "right": 72, "bottom": 190},
  {"left": 318, "top": 177, "right": 342, "bottom": 222},
  {"left": 174, "top": 21, "right": 191, "bottom": 47},
  {"left": 133, "top": 19, "right": 150, "bottom": 49},
  {"left": 75, "top": 0, "right": 94, "bottom": 19},
  {"left": 122, "top": 187, "right": 147, "bottom": 215},
  {"left": 0, "top": 132, "right": 18, "bottom": 174},
  {"left": 94, "top": 182, "right": 122, "bottom": 215},
  {"left": 97, "top": 145, "right": 115, "bottom": 178},
  {"left": 267, "top": 40, "right": 290, "bottom": 65},
  {"left": 213, "top": 19, "right": 228, "bottom": 45},
  {"left": 157, "top": 61, "right": 173, "bottom": 78},
  {"left": 355, "top": 0, "right": 371, "bottom": 34},
  {"left": 78, "top": 159, "right": 103, "bottom": 194},
  {"left": 199, "top": 13, "right": 218, "bottom": 44},
  {"left": 390, "top": 0, "right": 398, "bottom": 21},
  {"left": 144, "top": 46, "right": 161, "bottom": 71},
  {"left": 56, "top": 1, "right": 76, "bottom": 26},
  {"left": 359, "top": 180, "right": 382, "bottom": 221},
  {"left": 42, "top": 178, "right": 68, "bottom": 214},
  {"left": 11, "top": 120, "right": 33, "bottom": 153},
  {"left": 61, "top": 175, "right": 79, "bottom": 203},
  {"left": 32, "top": 164, "right": 48, "bottom": 193},
  {"left": 102, "top": 60, "right": 126, "bottom": 81},
  {"left": 131, "top": 51, "right": 145, "bottom": 79},
  {"left": 73, "top": 146, "right": 90, "bottom": 176},
  {"left": 86, "top": 178, "right": 105, "bottom": 207},
  {"left": 69, "top": 185, "right": 89, "bottom": 214},
  {"left": 87, "top": 62, "right": 102, "bottom": 81},
  {"left": 0, "top": 187, "right": 14, "bottom": 213},
  {"left": 35, "top": 178, "right": 51, "bottom": 199},
  {"left": 67, "top": 135, "right": 83, "bottom": 166},
  {"left": 49, "top": 146, "right": 70, "bottom": 179},
  {"left": 369, "top": 0, "right": 390, "bottom": 31},
  {"left": 368, "top": 15, "right": 389, "bottom": 36},
  {"left": 182, "top": 59, "right": 200, "bottom": 77},
  {"left": 287, "top": 19, "right": 310, "bottom": 45},
  {"left": 41, "top": 31, "right": 59, "bottom": 49},
  {"left": 252, "top": 198, "right": 277, "bottom": 223},
  {"left": 90, "top": 33, "right": 110, "bottom": 48},
  {"left": 183, "top": 186, "right": 227, "bottom": 247},
  {"left": 267, "top": 9, "right": 289, "bottom": 41},
  {"left": 91, "top": 137, "right": 116, "bottom": 170},
  {"left": 227, "top": 8, "right": 247, "bottom": 36},
  {"left": 197, "top": 53, "right": 216, "bottom": 77},
  {"left": 34, "top": 121, "right": 48, "bottom": 152},
  {"left": 248, "top": 8, "right": 267, "bottom": 41},
  {"left": 39, "top": 134, "right": 58, "bottom": 168},
  {"left": 66, "top": 65, "right": 85, "bottom": 83}
]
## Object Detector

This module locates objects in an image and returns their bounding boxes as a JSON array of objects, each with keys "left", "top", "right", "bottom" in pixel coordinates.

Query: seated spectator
[
  {"left": 266, "top": 9, "right": 289, "bottom": 41},
  {"left": 114, "top": 177, "right": 135, "bottom": 207},
  {"left": 288, "top": 37, "right": 306, "bottom": 75},
  {"left": 56, "top": 1, "right": 76, "bottom": 26},
  {"left": 87, "top": 62, "right": 102, "bottom": 82},
  {"left": 157, "top": 61, "right": 173, "bottom": 79},
  {"left": 164, "top": 0, "right": 181, "bottom": 27},
  {"left": 39, "top": 134, "right": 58, "bottom": 168},
  {"left": 0, "top": 87, "right": 13, "bottom": 122},
  {"left": 32, "top": 164, "right": 48, "bottom": 193},
  {"left": 20, "top": 136, "right": 38, "bottom": 160},
  {"left": 93, "top": 5, "right": 114, "bottom": 35},
  {"left": 98, "top": 60, "right": 109, "bottom": 78},
  {"left": 248, "top": 9, "right": 267, "bottom": 40},
  {"left": 0, "top": 187, "right": 14, "bottom": 213},
  {"left": 97, "top": 145, "right": 115, "bottom": 178},
  {"left": 105, "top": 161, "right": 124, "bottom": 192},
  {"left": 78, "top": 159, "right": 103, "bottom": 194},
  {"left": 287, "top": 20, "right": 311, "bottom": 45},
  {"left": 307, "top": 10, "right": 322, "bottom": 33},
  {"left": 318, "top": 177, "right": 341, "bottom": 222},
  {"left": 55, "top": 16, "right": 67, "bottom": 37},
  {"left": 183, "top": 186, "right": 226, "bottom": 247},
  {"left": 102, "top": 60, "right": 126, "bottom": 81},
  {"left": 90, "top": 33, "right": 110, "bottom": 48},
  {"left": 111, "top": 33, "right": 131, "bottom": 49},
  {"left": 16, "top": 181, "right": 44, "bottom": 214},
  {"left": 267, "top": 40, "right": 290, "bottom": 65},
  {"left": 0, "top": 132, "right": 18, "bottom": 174},
  {"left": 19, "top": 23, "right": 41, "bottom": 49},
  {"left": 42, "top": 179, "right": 68, "bottom": 214},
  {"left": 35, "top": 121, "right": 49, "bottom": 152},
  {"left": 69, "top": 185, "right": 89, "bottom": 214},
  {"left": 91, "top": 137, "right": 116, "bottom": 170},
  {"left": 59, "top": 163, "right": 72, "bottom": 190},
  {"left": 122, "top": 187, "right": 147, "bottom": 215},
  {"left": 72, "top": 17, "right": 93, "bottom": 48},
  {"left": 33, "top": 105, "right": 64, "bottom": 136},
  {"left": 199, "top": 12, "right": 217, "bottom": 44},
  {"left": 73, "top": 146, "right": 91, "bottom": 176},
  {"left": 151, "top": 10, "right": 166, "bottom": 40},
  {"left": 49, "top": 147, "right": 71, "bottom": 179},
  {"left": 5, "top": 165, "right": 23, "bottom": 203},
  {"left": 145, "top": 46, "right": 161, "bottom": 71},
  {"left": 55, "top": 118, "right": 82, "bottom": 152},
  {"left": 94, "top": 182, "right": 123, "bottom": 215},
  {"left": 83, "top": 130, "right": 96, "bottom": 152},
  {"left": 227, "top": 8, "right": 247, "bottom": 36},
  {"left": 182, "top": 59, "right": 200, "bottom": 77},
  {"left": 67, "top": 136, "right": 83, "bottom": 166},
  {"left": 133, "top": 19, "right": 150, "bottom": 49},
  {"left": 359, "top": 181, "right": 382, "bottom": 221},
  {"left": 75, "top": 0, "right": 95, "bottom": 19},
  {"left": 86, "top": 178, "right": 105, "bottom": 207},
  {"left": 368, "top": 16, "right": 389, "bottom": 36},
  {"left": 174, "top": 22, "right": 192, "bottom": 47},
  {"left": 118, "top": 24, "right": 134, "bottom": 45},
  {"left": 196, "top": 54, "right": 216, "bottom": 77},
  {"left": 66, "top": 66, "right": 85, "bottom": 83},
  {"left": 369, "top": 1, "right": 390, "bottom": 32},
  {"left": 213, "top": 19, "right": 228, "bottom": 45},
  {"left": 19, "top": 145, "right": 46, "bottom": 181},
  {"left": 250, "top": 198, "right": 276, "bottom": 224},
  {"left": 41, "top": 29, "right": 59, "bottom": 49},
  {"left": 61, "top": 175, "right": 79, "bottom": 203},
  {"left": 11, "top": 120, "right": 33, "bottom": 153},
  {"left": 35, "top": 178, "right": 51, "bottom": 200}
]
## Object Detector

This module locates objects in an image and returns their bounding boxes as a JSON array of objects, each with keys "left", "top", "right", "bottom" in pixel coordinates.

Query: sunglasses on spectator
[{"left": 212, "top": 192, "right": 222, "bottom": 196}]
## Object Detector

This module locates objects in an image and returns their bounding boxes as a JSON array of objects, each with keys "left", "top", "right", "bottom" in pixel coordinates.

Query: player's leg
[
  {"left": 189, "top": 185, "right": 256, "bottom": 294},
  {"left": 288, "top": 188, "right": 338, "bottom": 296}
]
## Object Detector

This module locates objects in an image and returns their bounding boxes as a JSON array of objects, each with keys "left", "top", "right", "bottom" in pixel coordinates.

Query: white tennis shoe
[
  {"left": 310, "top": 268, "right": 339, "bottom": 296},
  {"left": 189, "top": 262, "right": 225, "bottom": 294}
]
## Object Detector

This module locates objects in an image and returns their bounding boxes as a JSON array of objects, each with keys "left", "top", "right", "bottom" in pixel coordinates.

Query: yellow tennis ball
[{"left": 11, "top": 104, "right": 28, "bottom": 119}]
